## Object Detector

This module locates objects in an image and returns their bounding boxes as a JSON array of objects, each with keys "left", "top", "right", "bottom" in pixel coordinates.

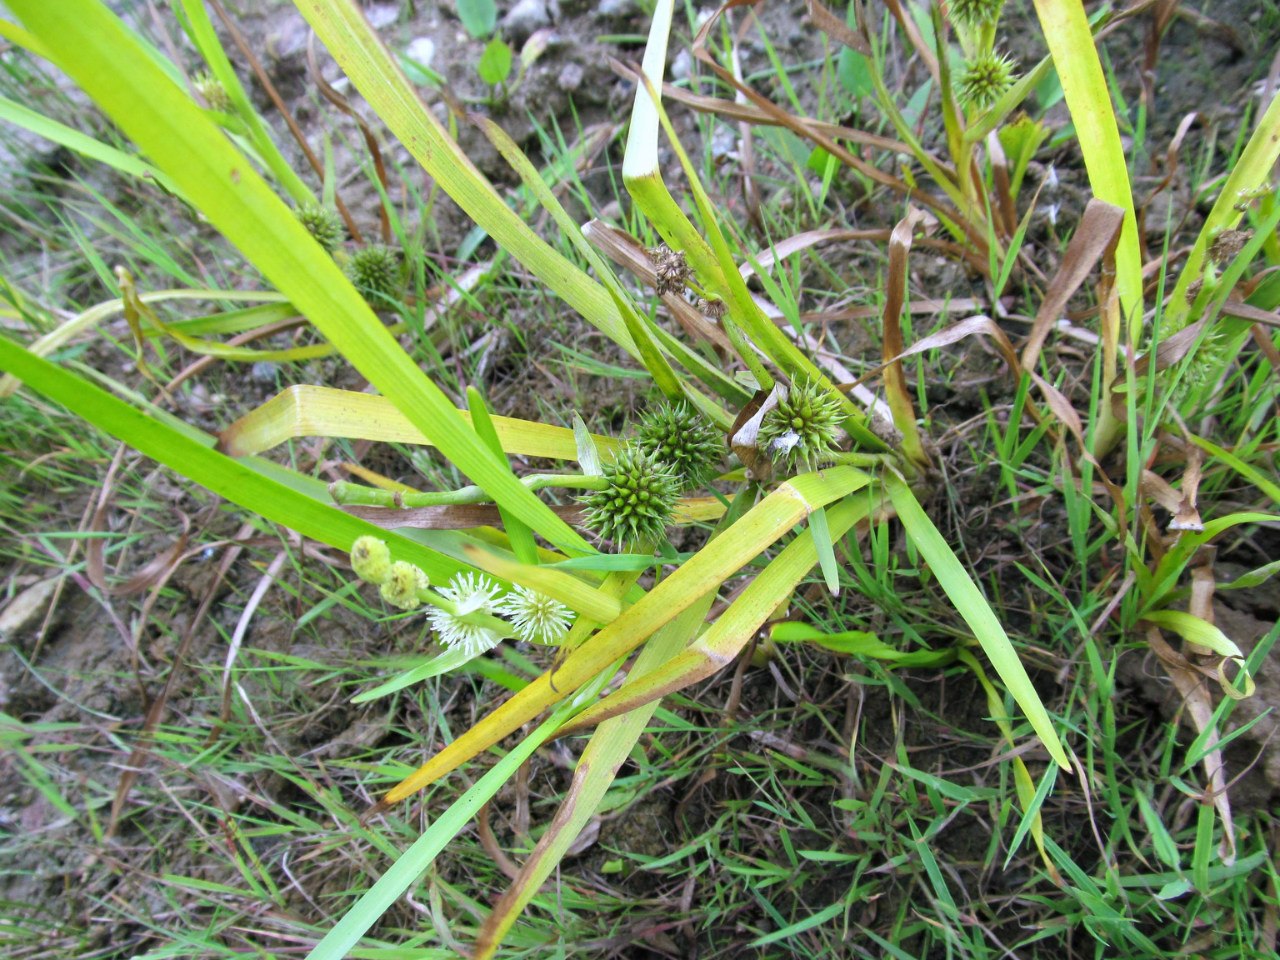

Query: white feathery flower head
[
  {"left": 497, "top": 585, "right": 573, "bottom": 644},
  {"left": 428, "top": 572, "right": 504, "bottom": 657}
]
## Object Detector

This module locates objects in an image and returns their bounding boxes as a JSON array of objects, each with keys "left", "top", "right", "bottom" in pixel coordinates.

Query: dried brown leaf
[
  {"left": 728, "top": 386, "right": 780, "bottom": 483},
  {"left": 1145, "top": 625, "right": 1237, "bottom": 862},
  {"left": 1022, "top": 199, "right": 1125, "bottom": 371},
  {"left": 807, "top": 0, "right": 869, "bottom": 54},
  {"left": 882, "top": 207, "right": 930, "bottom": 467}
]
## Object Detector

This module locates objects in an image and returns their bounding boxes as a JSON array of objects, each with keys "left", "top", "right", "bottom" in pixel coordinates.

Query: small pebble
[
  {"left": 671, "top": 49, "right": 693, "bottom": 82},
  {"left": 250, "top": 361, "right": 280, "bottom": 384},
  {"left": 557, "top": 63, "right": 584, "bottom": 92},
  {"left": 502, "top": 0, "right": 551, "bottom": 43},
  {"left": 404, "top": 37, "right": 436, "bottom": 70},
  {"left": 364, "top": 4, "right": 399, "bottom": 30},
  {"left": 595, "top": 0, "right": 637, "bottom": 17}
]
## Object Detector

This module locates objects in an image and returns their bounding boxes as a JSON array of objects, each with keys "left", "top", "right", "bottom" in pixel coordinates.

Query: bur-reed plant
[{"left": 0, "top": 1, "right": 1276, "bottom": 957}]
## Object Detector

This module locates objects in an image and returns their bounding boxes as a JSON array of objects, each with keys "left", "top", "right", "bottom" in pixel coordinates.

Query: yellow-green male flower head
[
  {"left": 379, "top": 560, "right": 429, "bottom": 610},
  {"left": 350, "top": 535, "right": 392, "bottom": 585},
  {"left": 634, "top": 401, "right": 722, "bottom": 490},
  {"left": 758, "top": 378, "right": 844, "bottom": 468},
  {"left": 579, "top": 443, "right": 680, "bottom": 547}
]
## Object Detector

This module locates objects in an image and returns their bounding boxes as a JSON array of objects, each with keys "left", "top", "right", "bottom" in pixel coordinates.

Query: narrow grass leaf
[
  {"left": 14, "top": 0, "right": 591, "bottom": 555},
  {"left": 0, "top": 336, "right": 470, "bottom": 585},
  {"left": 886, "top": 473, "right": 1070, "bottom": 769},
  {"left": 0, "top": 95, "right": 185, "bottom": 199},
  {"left": 747, "top": 901, "right": 844, "bottom": 948},
  {"left": 467, "top": 386, "right": 538, "bottom": 565},
  {"left": 807, "top": 505, "right": 840, "bottom": 596},
  {"left": 1140, "top": 610, "right": 1243, "bottom": 659},
  {"left": 1030, "top": 0, "right": 1142, "bottom": 334},
  {"left": 1134, "top": 787, "right": 1181, "bottom": 870}
]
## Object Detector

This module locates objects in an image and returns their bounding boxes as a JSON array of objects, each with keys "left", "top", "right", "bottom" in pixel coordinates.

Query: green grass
[{"left": 0, "top": 1, "right": 1278, "bottom": 958}]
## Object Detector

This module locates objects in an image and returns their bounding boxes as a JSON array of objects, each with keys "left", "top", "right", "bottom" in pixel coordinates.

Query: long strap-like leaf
[
  {"left": 297, "top": 0, "right": 637, "bottom": 357},
  {"left": 9, "top": 0, "right": 590, "bottom": 556},
  {"left": 0, "top": 333, "right": 469, "bottom": 583}
]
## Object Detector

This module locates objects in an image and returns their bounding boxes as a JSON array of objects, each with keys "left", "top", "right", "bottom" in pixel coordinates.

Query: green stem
[
  {"left": 330, "top": 474, "right": 607, "bottom": 508},
  {"left": 822, "top": 452, "right": 899, "bottom": 470}
]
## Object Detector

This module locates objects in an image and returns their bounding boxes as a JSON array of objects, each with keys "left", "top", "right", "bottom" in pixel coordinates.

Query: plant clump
[
  {"left": 955, "top": 52, "right": 1016, "bottom": 111},
  {"left": 297, "top": 202, "right": 345, "bottom": 254},
  {"left": 346, "top": 243, "right": 402, "bottom": 302},
  {"left": 758, "top": 378, "right": 844, "bottom": 469},
  {"left": 634, "top": 401, "right": 722, "bottom": 490},
  {"left": 578, "top": 443, "right": 681, "bottom": 547}
]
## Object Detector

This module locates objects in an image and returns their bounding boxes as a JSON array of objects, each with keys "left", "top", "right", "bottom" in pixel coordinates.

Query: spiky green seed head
[
  {"left": 346, "top": 244, "right": 402, "bottom": 302},
  {"left": 955, "top": 52, "right": 1017, "bottom": 111},
  {"left": 634, "top": 402, "right": 722, "bottom": 490},
  {"left": 193, "top": 71, "right": 232, "bottom": 112},
  {"left": 297, "top": 203, "right": 345, "bottom": 254},
  {"left": 350, "top": 535, "right": 392, "bottom": 585},
  {"left": 948, "top": 0, "right": 1005, "bottom": 28},
  {"left": 758, "top": 379, "right": 844, "bottom": 468},
  {"left": 578, "top": 444, "right": 680, "bottom": 547},
  {"left": 379, "top": 560, "right": 429, "bottom": 610}
]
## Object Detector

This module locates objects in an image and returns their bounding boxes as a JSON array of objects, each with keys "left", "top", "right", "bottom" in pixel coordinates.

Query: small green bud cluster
[
  {"left": 348, "top": 536, "right": 573, "bottom": 652},
  {"left": 345, "top": 244, "right": 402, "bottom": 303},
  {"left": 351, "top": 535, "right": 427, "bottom": 610},
  {"left": 634, "top": 402, "right": 722, "bottom": 490},
  {"left": 955, "top": 51, "right": 1016, "bottom": 111},
  {"left": 578, "top": 444, "right": 681, "bottom": 547},
  {"left": 192, "top": 71, "right": 232, "bottom": 113},
  {"left": 758, "top": 378, "right": 844, "bottom": 469},
  {"left": 297, "top": 203, "right": 345, "bottom": 254}
]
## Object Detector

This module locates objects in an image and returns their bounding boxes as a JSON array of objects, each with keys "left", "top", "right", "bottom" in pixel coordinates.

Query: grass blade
[
  {"left": 296, "top": 0, "right": 636, "bottom": 355},
  {"left": 886, "top": 473, "right": 1070, "bottom": 769},
  {"left": 12, "top": 0, "right": 591, "bottom": 554},
  {"left": 1030, "top": 0, "right": 1142, "bottom": 336}
]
